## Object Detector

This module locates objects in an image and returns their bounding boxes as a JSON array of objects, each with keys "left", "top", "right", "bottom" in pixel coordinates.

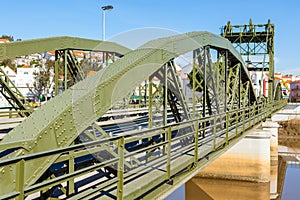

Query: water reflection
[
  {"left": 180, "top": 145, "right": 299, "bottom": 199},
  {"left": 282, "top": 166, "right": 300, "bottom": 200},
  {"left": 186, "top": 178, "right": 270, "bottom": 200},
  {"left": 183, "top": 155, "right": 299, "bottom": 200},
  {"left": 278, "top": 137, "right": 300, "bottom": 200},
  {"left": 165, "top": 133, "right": 300, "bottom": 199}
]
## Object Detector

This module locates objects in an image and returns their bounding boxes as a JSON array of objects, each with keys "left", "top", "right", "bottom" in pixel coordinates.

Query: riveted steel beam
[
  {"left": 0, "top": 37, "right": 131, "bottom": 60},
  {"left": 0, "top": 31, "right": 259, "bottom": 196}
]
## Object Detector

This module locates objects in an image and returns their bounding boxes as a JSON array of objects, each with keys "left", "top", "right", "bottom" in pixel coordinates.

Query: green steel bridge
[{"left": 0, "top": 21, "right": 286, "bottom": 199}]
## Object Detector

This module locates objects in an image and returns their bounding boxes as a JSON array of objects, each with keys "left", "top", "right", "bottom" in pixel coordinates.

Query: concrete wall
[
  {"left": 194, "top": 130, "right": 271, "bottom": 182},
  {"left": 186, "top": 120, "right": 280, "bottom": 199}
]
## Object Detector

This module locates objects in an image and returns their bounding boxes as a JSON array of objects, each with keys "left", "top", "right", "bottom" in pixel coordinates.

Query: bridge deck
[{"left": 62, "top": 116, "right": 257, "bottom": 199}]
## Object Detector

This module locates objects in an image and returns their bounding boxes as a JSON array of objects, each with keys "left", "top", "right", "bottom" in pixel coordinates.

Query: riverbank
[{"left": 278, "top": 119, "right": 300, "bottom": 137}]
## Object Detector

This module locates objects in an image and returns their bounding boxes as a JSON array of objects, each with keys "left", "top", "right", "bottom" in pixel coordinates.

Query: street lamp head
[{"left": 101, "top": 5, "right": 113, "bottom": 11}]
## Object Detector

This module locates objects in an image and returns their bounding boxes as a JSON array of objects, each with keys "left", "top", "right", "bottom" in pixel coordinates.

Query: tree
[
  {"left": 32, "top": 61, "right": 54, "bottom": 101},
  {"left": 0, "top": 35, "right": 14, "bottom": 41},
  {"left": 0, "top": 59, "right": 17, "bottom": 72},
  {"left": 30, "top": 59, "right": 41, "bottom": 67}
]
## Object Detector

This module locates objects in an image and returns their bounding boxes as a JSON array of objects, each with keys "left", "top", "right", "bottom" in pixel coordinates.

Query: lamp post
[{"left": 101, "top": 5, "right": 113, "bottom": 41}]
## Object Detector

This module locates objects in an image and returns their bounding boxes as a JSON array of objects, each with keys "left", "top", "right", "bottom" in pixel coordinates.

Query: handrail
[{"left": 0, "top": 100, "right": 286, "bottom": 199}]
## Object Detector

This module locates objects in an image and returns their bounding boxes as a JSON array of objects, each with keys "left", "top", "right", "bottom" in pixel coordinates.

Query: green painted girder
[
  {"left": 0, "top": 67, "right": 31, "bottom": 117},
  {"left": 58, "top": 49, "right": 86, "bottom": 82},
  {"left": 0, "top": 36, "right": 131, "bottom": 60},
  {"left": 274, "top": 80, "right": 283, "bottom": 100},
  {"left": 0, "top": 31, "right": 257, "bottom": 195}
]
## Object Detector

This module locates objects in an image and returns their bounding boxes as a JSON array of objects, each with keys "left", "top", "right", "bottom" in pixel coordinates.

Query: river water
[
  {"left": 282, "top": 164, "right": 300, "bottom": 199},
  {"left": 165, "top": 138, "right": 300, "bottom": 200}
]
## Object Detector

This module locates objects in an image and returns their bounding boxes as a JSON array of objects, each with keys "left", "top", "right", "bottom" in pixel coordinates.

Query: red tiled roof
[{"left": 87, "top": 70, "right": 96, "bottom": 77}]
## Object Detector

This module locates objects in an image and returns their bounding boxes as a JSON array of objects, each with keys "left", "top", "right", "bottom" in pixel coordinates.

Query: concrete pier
[
  {"left": 194, "top": 130, "right": 272, "bottom": 182},
  {"left": 186, "top": 120, "right": 280, "bottom": 199},
  {"left": 263, "top": 120, "right": 280, "bottom": 199}
]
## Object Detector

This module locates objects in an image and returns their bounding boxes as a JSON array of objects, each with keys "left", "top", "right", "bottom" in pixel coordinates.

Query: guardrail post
[
  {"left": 16, "top": 159, "right": 25, "bottom": 200},
  {"left": 260, "top": 102, "right": 263, "bottom": 123},
  {"left": 67, "top": 148, "right": 75, "bottom": 195},
  {"left": 166, "top": 126, "right": 172, "bottom": 180},
  {"left": 242, "top": 107, "right": 245, "bottom": 132},
  {"left": 226, "top": 113, "right": 229, "bottom": 145},
  {"left": 213, "top": 117, "right": 217, "bottom": 149},
  {"left": 235, "top": 109, "right": 238, "bottom": 136},
  {"left": 9, "top": 108, "right": 12, "bottom": 118},
  {"left": 117, "top": 137, "right": 125, "bottom": 200},
  {"left": 194, "top": 121, "right": 199, "bottom": 166},
  {"left": 248, "top": 107, "right": 251, "bottom": 128},
  {"left": 252, "top": 105, "right": 255, "bottom": 126}
]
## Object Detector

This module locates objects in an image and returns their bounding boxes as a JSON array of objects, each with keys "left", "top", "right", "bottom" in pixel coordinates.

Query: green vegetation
[
  {"left": 0, "top": 59, "right": 17, "bottom": 72},
  {"left": 279, "top": 119, "right": 300, "bottom": 136},
  {"left": 0, "top": 35, "right": 14, "bottom": 41}
]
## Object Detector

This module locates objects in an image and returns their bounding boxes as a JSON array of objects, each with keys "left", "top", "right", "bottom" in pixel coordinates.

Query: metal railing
[{"left": 0, "top": 100, "right": 286, "bottom": 199}]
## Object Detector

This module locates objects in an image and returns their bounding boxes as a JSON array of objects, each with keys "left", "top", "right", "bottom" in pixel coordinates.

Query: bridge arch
[{"left": 0, "top": 31, "right": 264, "bottom": 196}]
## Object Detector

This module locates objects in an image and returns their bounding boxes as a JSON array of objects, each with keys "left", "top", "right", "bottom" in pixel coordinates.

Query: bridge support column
[
  {"left": 263, "top": 120, "right": 280, "bottom": 199},
  {"left": 195, "top": 130, "right": 271, "bottom": 181},
  {"left": 186, "top": 125, "right": 281, "bottom": 199}
]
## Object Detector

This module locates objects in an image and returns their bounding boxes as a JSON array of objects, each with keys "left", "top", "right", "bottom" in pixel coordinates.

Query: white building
[
  {"left": 0, "top": 66, "right": 17, "bottom": 107},
  {"left": 16, "top": 66, "right": 39, "bottom": 98}
]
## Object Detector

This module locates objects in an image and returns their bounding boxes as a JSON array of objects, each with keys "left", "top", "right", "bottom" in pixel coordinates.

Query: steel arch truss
[
  {"left": 0, "top": 31, "right": 280, "bottom": 199},
  {"left": 191, "top": 47, "right": 252, "bottom": 117}
]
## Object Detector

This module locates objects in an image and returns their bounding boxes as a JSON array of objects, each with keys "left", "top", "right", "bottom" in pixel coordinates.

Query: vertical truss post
[
  {"left": 64, "top": 49, "right": 68, "bottom": 91},
  {"left": 226, "top": 112, "right": 229, "bottom": 145},
  {"left": 238, "top": 64, "right": 241, "bottom": 109},
  {"left": 138, "top": 84, "right": 142, "bottom": 107},
  {"left": 268, "top": 22, "right": 275, "bottom": 101},
  {"left": 202, "top": 48, "right": 207, "bottom": 137},
  {"left": 16, "top": 159, "right": 25, "bottom": 200},
  {"left": 235, "top": 109, "right": 238, "bottom": 136},
  {"left": 224, "top": 51, "right": 228, "bottom": 113},
  {"left": 67, "top": 146, "right": 75, "bottom": 195},
  {"left": 194, "top": 120, "right": 199, "bottom": 166},
  {"left": 117, "top": 137, "right": 125, "bottom": 200},
  {"left": 148, "top": 81, "right": 153, "bottom": 128},
  {"left": 166, "top": 126, "right": 172, "bottom": 180},
  {"left": 163, "top": 64, "right": 168, "bottom": 126},
  {"left": 192, "top": 50, "right": 197, "bottom": 119},
  {"left": 213, "top": 116, "right": 217, "bottom": 149},
  {"left": 144, "top": 80, "right": 148, "bottom": 106},
  {"left": 191, "top": 48, "right": 205, "bottom": 119},
  {"left": 205, "top": 46, "right": 220, "bottom": 115},
  {"left": 168, "top": 60, "right": 190, "bottom": 121},
  {"left": 203, "top": 48, "right": 207, "bottom": 119},
  {"left": 55, "top": 50, "right": 59, "bottom": 96}
]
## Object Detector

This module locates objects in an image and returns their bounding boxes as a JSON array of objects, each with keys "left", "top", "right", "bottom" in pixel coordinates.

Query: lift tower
[{"left": 221, "top": 19, "right": 275, "bottom": 101}]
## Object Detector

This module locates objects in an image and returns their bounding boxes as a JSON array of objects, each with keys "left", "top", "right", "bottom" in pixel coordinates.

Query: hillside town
[
  {"left": 0, "top": 37, "right": 114, "bottom": 107},
  {"left": 1, "top": 37, "right": 300, "bottom": 109}
]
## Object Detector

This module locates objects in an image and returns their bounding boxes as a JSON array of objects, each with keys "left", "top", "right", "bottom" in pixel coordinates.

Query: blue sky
[{"left": 2, "top": 0, "right": 300, "bottom": 74}]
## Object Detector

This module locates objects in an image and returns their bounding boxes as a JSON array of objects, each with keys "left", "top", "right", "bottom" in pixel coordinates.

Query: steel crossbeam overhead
[
  {"left": 221, "top": 19, "right": 275, "bottom": 101},
  {"left": 0, "top": 37, "right": 131, "bottom": 113},
  {"left": 0, "top": 31, "right": 284, "bottom": 199},
  {"left": 0, "top": 36, "right": 130, "bottom": 60}
]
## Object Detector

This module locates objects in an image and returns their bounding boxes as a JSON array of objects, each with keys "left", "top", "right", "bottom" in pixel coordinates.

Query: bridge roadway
[
  {"left": 0, "top": 31, "right": 286, "bottom": 199},
  {"left": 0, "top": 102, "right": 286, "bottom": 199}
]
